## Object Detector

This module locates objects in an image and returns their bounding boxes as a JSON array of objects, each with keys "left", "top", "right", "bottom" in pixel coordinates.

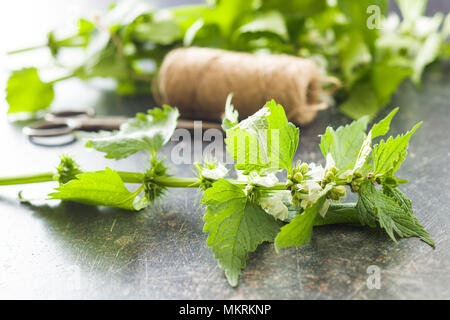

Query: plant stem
[
  {"left": 0, "top": 170, "right": 360, "bottom": 226},
  {"left": 0, "top": 172, "right": 55, "bottom": 185},
  {"left": 313, "top": 203, "right": 360, "bottom": 226},
  {"left": 7, "top": 44, "right": 47, "bottom": 55},
  {"left": 49, "top": 74, "right": 75, "bottom": 84},
  {"left": 0, "top": 171, "right": 285, "bottom": 190}
]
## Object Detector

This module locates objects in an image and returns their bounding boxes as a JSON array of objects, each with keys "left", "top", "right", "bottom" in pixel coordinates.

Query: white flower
[
  {"left": 237, "top": 170, "right": 279, "bottom": 187},
  {"left": 201, "top": 162, "right": 228, "bottom": 180},
  {"left": 297, "top": 180, "right": 322, "bottom": 195},
  {"left": 382, "top": 13, "right": 400, "bottom": 32},
  {"left": 324, "top": 153, "right": 336, "bottom": 172},
  {"left": 319, "top": 199, "right": 330, "bottom": 218},
  {"left": 413, "top": 15, "right": 442, "bottom": 38},
  {"left": 338, "top": 169, "right": 352, "bottom": 179},
  {"left": 259, "top": 192, "right": 289, "bottom": 221},
  {"left": 307, "top": 163, "right": 325, "bottom": 181},
  {"left": 298, "top": 183, "right": 333, "bottom": 210},
  {"left": 248, "top": 172, "right": 279, "bottom": 187}
]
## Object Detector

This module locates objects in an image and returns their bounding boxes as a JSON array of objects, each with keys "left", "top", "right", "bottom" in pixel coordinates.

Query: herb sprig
[
  {"left": 0, "top": 98, "right": 434, "bottom": 287},
  {"left": 5, "top": 0, "right": 450, "bottom": 120}
]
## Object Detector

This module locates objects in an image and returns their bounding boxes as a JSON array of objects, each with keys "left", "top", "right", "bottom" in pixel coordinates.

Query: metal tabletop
[{"left": 0, "top": 0, "right": 449, "bottom": 299}]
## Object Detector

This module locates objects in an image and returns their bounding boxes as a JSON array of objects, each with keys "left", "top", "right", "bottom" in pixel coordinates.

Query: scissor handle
[
  {"left": 22, "top": 116, "right": 127, "bottom": 137},
  {"left": 22, "top": 119, "right": 76, "bottom": 137},
  {"left": 23, "top": 113, "right": 223, "bottom": 138},
  {"left": 76, "top": 116, "right": 128, "bottom": 131},
  {"left": 45, "top": 109, "right": 94, "bottom": 120}
]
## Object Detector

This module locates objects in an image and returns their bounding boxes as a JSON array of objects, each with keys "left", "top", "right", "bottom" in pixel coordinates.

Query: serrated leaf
[
  {"left": 371, "top": 107, "right": 399, "bottom": 139},
  {"left": 319, "top": 116, "right": 369, "bottom": 170},
  {"left": 372, "top": 122, "right": 421, "bottom": 179},
  {"left": 86, "top": 105, "right": 179, "bottom": 159},
  {"left": 202, "top": 179, "right": 280, "bottom": 287},
  {"left": 274, "top": 196, "right": 326, "bottom": 251},
  {"left": 49, "top": 167, "right": 147, "bottom": 211},
  {"left": 6, "top": 68, "right": 55, "bottom": 114},
  {"left": 225, "top": 100, "right": 299, "bottom": 173},
  {"left": 356, "top": 181, "right": 434, "bottom": 246},
  {"left": 352, "top": 108, "right": 399, "bottom": 174}
]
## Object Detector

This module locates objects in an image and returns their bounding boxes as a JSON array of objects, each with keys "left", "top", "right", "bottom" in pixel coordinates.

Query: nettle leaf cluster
[
  {"left": 0, "top": 99, "right": 434, "bottom": 287},
  {"left": 5, "top": 0, "right": 450, "bottom": 120}
]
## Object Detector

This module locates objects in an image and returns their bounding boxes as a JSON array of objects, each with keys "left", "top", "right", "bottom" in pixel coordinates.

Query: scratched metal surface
[{"left": 0, "top": 1, "right": 449, "bottom": 299}]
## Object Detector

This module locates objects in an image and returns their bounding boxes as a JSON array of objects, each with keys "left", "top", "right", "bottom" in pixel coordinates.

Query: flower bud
[
  {"left": 334, "top": 185, "right": 346, "bottom": 197},
  {"left": 294, "top": 172, "right": 303, "bottom": 182},
  {"left": 325, "top": 171, "right": 334, "bottom": 181},
  {"left": 299, "top": 163, "right": 309, "bottom": 174}
]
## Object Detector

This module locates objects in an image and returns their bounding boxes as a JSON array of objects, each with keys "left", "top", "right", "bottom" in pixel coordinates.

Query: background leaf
[{"left": 6, "top": 68, "right": 54, "bottom": 114}]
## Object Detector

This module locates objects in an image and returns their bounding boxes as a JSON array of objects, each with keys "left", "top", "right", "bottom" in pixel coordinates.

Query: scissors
[{"left": 23, "top": 109, "right": 222, "bottom": 146}]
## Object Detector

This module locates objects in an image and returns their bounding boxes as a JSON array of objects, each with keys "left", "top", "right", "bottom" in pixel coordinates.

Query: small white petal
[
  {"left": 319, "top": 199, "right": 330, "bottom": 218},
  {"left": 259, "top": 195, "right": 288, "bottom": 221},
  {"left": 249, "top": 172, "right": 279, "bottom": 187},
  {"left": 325, "top": 153, "right": 336, "bottom": 172},
  {"left": 201, "top": 163, "right": 228, "bottom": 180}
]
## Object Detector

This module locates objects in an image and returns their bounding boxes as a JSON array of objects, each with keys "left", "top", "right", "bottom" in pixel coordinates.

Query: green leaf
[
  {"left": 339, "top": 81, "right": 380, "bottom": 120},
  {"left": 261, "top": 0, "right": 327, "bottom": 19},
  {"left": 239, "top": 11, "right": 288, "bottom": 41},
  {"left": 338, "top": 0, "right": 388, "bottom": 51},
  {"left": 202, "top": 179, "right": 281, "bottom": 287},
  {"left": 340, "top": 64, "right": 411, "bottom": 120},
  {"left": 352, "top": 108, "right": 399, "bottom": 174},
  {"left": 274, "top": 196, "right": 326, "bottom": 251},
  {"left": 74, "top": 34, "right": 130, "bottom": 80},
  {"left": 49, "top": 168, "right": 147, "bottom": 211},
  {"left": 356, "top": 181, "right": 434, "bottom": 246},
  {"left": 132, "top": 19, "right": 182, "bottom": 45},
  {"left": 203, "top": 0, "right": 253, "bottom": 38},
  {"left": 86, "top": 105, "right": 179, "bottom": 159},
  {"left": 372, "top": 122, "right": 421, "bottom": 179},
  {"left": 371, "top": 63, "right": 412, "bottom": 107},
  {"left": 103, "top": 0, "right": 152, "bottom": 28},
  {"left": 319, "top": 116, "right": 369, "bottom": 170},
  {"left": 225, "top": 100, "right": 299, "bottom": 173},
  {"left": 370, "top": 107, "right": 398, "bottom": 139},
  {"left": 339, "top": 31, "right": 371, "bottom": 85},
  {"left": 221, "top": 93, "right": 239, "bottom": 131},
  {"left": 412, "top": 32, "right": 442, "bottom": 85},
  {"left": 6, "top": 68, "right": 54, "bottom": 114}
]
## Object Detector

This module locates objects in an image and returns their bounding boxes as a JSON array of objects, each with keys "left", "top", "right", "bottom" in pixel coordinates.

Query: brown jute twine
[{"left": 155, "top": 47, "right": 340, "bottom": 125}]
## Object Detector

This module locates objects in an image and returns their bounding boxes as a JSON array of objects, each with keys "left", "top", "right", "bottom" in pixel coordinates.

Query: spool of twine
[{"left": 155, "top": 47, "right": 335, "bottom": 125}]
